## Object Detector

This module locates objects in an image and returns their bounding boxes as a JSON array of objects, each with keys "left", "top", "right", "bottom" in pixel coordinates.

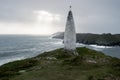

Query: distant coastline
[{"left": 52, "top": 32, "right": 120, "bottom": 46}]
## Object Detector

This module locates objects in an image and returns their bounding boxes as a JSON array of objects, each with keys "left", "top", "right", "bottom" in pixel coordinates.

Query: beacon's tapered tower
[{"left": 64, "top": 7, "right": 78, "bottom": 55}]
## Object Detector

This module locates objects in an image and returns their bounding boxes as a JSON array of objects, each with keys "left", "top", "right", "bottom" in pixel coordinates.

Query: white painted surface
[{"left": 64, "top": 10, "right": 76, "bottom": 51}]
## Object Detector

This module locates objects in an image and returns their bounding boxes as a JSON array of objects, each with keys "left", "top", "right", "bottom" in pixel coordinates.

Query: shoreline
[
  {"left": 52, "top": 32, "right": 120, "bottom": 46},
  {"left": 0, "top": 44, "right": 120, "bottom": 66}
]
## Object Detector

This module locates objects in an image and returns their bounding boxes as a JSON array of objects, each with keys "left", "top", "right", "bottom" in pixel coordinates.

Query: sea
[{"left": 0, "top": 35, "right": 120, "bottom": 66}]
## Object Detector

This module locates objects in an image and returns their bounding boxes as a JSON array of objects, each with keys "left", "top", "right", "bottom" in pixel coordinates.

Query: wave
[
  {"left": 0, "top": 57, "right": 25, "bottom": 66},
  {"left": 89, "top": 45, "right": 113, "bottom": 48}
]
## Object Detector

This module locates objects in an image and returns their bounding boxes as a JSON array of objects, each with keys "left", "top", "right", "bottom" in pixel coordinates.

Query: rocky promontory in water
[
  {"left": 52, "top": 32, "right": 120, "bottom": 46},
  {"left": 0, "top": 47, "right": 120, "bottom": 80}
]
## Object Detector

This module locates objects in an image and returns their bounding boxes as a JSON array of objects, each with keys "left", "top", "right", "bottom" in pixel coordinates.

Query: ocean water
[{"left": 0, "top": 35, "right": 120, "bottom": 66}]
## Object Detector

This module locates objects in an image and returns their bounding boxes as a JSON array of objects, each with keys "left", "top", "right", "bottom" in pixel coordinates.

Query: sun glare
[
  {"left": 0, "top": 10, "right": 61, "bottom": 35},
  {"left": 33, "top": 10, "right": 61, "bottom": 35}
]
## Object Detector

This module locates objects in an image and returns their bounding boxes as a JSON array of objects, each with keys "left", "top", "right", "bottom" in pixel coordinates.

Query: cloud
[
  {"left": 32, "top": 10, "right": 63, "bottom": 35},
  {"left": 0, "top": 10, "right": 63, "bottom": 35},
  {"left": 0, "top": 0, "right": 66, "bottom": 22},
  {"left": 0, "top": 0, "right": 120, "bottom": 34}
]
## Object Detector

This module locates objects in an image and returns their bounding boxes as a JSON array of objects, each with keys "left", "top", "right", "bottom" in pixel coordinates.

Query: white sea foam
[
  {"left": 0, "top": 57, "right": 25, "bottom": 66},
  {"left": 53, "top": 41, "right": 63, "bottom": 45},
  {"left": 89, "top": 45, "right": 113, "bottom": 48},
  {"left": 76, "top": 43, "right": 113, "bottom": 51},
  {"left": 76, "top": 43, "right": 86, "bottom": 47}
]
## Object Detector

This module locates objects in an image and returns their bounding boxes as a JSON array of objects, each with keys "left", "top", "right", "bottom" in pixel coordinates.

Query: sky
[{"left": 0, "top": 0, "right": 120, "bottom": 35}]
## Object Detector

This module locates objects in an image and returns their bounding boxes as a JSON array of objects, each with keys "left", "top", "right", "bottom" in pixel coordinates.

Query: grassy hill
[{"left": 0, "top": 47, "right": 120, "bottom": 80}]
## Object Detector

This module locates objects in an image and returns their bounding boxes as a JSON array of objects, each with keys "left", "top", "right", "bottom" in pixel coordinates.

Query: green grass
[
  {"left": 0, "top": 58, "right": 38, "bottom": 80},
  {"left": 0, "top": 47, "right": 120, "bottom": 80}
]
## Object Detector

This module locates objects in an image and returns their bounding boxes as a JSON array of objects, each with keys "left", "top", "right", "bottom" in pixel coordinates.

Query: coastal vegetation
[
  {"left": 53, "top": 32, "right": 120, "bottom": 46},
  {"left": 0, "top": 47, "right": 120, "bottom": 80}
]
